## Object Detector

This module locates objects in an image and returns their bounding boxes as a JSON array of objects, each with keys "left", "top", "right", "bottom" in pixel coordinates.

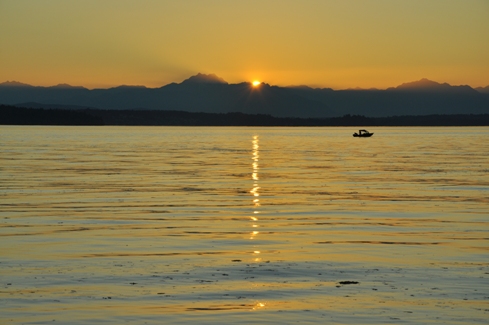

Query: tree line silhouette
[{"left": 2, "top": 105, "right": 489, "bottom": 126}]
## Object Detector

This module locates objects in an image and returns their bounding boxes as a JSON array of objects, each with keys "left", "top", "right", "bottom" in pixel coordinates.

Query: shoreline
[{"left": 2, "top": 105, "right": 489, "bottom": 126}]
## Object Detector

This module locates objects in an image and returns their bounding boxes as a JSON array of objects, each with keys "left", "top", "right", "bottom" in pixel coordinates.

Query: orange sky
[{"left": 1, "top": 0, "right": 488, "bottom": 89}]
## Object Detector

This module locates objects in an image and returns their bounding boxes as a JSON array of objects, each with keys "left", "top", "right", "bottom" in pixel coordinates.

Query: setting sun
[{"left": 252, "top": 80, "right": 261, "bottom": 87}]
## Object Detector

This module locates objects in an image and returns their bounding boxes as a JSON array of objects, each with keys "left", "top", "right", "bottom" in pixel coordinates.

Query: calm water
[{"left": 1, "top": 126, "right": 488, "bottom": 324}]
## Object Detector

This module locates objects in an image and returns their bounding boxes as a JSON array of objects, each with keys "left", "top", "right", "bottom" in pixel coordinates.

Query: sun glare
[{"left": 252, "top": 80, "right": 261, "bottom": 87}]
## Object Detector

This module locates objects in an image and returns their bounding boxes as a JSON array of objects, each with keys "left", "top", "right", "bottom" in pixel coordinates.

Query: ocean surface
[{"left": 1, "top": 126, "right": 488, "bottom": 324}]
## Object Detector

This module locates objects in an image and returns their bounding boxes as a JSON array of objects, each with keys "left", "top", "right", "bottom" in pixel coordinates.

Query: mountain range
[{"left": 1, "top": 73, "right": 488, "bottom": 118}]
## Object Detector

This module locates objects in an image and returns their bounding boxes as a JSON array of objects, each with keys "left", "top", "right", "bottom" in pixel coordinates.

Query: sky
[{"left": 1, "top": 0, "right": 488, "bottom": 89}]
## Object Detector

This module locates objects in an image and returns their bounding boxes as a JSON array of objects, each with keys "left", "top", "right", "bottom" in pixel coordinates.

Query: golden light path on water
[
  {"left": 250, "top": 134, "right": 261, "bottom": 243},
  {"left": 1, "top": 126, "right": 488, "bottom": 324},
  {"left": 250, "top": 135, "right": 265, "bottom": 310}
]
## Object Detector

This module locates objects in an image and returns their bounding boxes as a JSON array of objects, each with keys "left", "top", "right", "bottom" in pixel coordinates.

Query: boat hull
[{"left": 353, "top": 133, "right": 373, "bottom": 137}]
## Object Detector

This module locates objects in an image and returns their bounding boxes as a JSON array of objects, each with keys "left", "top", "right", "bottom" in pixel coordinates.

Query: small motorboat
[{"left": 353, "top": 129, "right": 373, "bottom": 137}]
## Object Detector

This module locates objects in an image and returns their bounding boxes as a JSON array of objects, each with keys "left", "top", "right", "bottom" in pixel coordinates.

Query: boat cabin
[{"left": 353, "top": 129, "right": 374, "bottom": 137}]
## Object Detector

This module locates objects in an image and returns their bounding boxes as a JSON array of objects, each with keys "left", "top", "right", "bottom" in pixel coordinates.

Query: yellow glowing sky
[{"left": 1, "top": 0, "right": 488, "bottom": 89}]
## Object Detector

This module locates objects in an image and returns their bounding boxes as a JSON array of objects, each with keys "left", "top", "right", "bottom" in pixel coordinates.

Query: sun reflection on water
[
  {"left": 249, "top": 135, "right": 261, "bottom": 247},
  {"left": 252, "top": 302, "right": 266, "bottom": 310}
]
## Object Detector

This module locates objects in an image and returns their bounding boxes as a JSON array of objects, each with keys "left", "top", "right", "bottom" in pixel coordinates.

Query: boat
[{"left": 353, "top": 129, "right": 373, "bottom": 137}]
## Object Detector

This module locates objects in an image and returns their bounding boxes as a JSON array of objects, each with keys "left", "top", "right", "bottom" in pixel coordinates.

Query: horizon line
[{"left": 1, "top": 75, "right": 488, "bottom": 91}]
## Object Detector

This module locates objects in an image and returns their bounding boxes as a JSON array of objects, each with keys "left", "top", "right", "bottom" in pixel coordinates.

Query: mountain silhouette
[
  {"left": 475, "top": 86, "right": 489, "bottom": 94},
  {"left": 392, "top": 78, "right": 478, "bottom": 94},
  {"left": 0, "top": 81, "right": 33, "bottom": 88},
  {"left": 1, "top": 74, "right": 488, "bottom": 118},
  {"left": 181, "top": 73, "right": 228, "bottom": 84},
  {"left": 48, "top": 83, "right": 86, "bottom": 89},
  {"left": 286, "top": 78, "right": 489, "bottom": 116},
  {"left": 395, "top": 78, "right": 451, "bottom": 90}
]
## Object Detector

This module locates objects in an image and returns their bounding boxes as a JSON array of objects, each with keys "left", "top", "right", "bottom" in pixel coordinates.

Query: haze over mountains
[{"left": 1, "top": 74, "right": 488, "bottom": 118}]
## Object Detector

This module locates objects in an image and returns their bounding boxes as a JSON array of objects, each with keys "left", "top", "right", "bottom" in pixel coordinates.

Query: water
[{"left": 1, "top": 126, "right": 488, "bottom": 324}]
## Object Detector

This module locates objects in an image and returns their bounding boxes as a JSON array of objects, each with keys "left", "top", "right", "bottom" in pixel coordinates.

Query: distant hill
[
  {"left": 0, "top": 80, "right": 33, "bottom": 88},
  {"left": 0, "top": 105, "right": 104, "bottom": 125},
  {"left": 13, "top": 102, "right": 97, "bottom": 110},
  {"left": 1, "top": 74, "right": 489, "bottom": 118},
  {"left": 475, "top": 85, "right": 489, "bottom": 94}
]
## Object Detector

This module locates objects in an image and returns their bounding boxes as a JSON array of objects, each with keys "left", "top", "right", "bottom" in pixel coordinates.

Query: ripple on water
[{"left": 1, "top": 126, "right": 488, "bottom": 324}]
